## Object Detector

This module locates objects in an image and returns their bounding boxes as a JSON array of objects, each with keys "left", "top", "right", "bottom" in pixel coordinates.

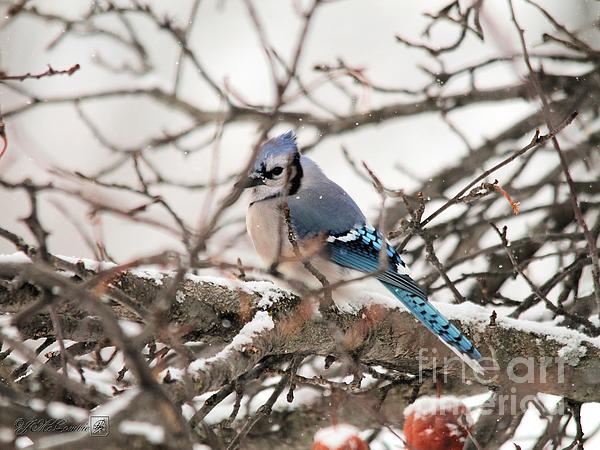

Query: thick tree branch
[{"left": 1, "top": 261, "right": 598, "bottom": 404}]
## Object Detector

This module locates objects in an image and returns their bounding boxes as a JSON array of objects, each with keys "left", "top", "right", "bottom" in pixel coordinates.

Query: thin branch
[
  {"left": 508, "top": 0, "right": 600, "bottom": 320},
  {"left": 0, "top": 63, "right": 80, "bottom": 81}
]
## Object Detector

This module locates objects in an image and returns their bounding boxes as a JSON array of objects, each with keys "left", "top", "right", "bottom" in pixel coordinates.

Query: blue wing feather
[
  {"left": 327, "top": 226, "right": 482, "bottom": 363},
  {"left": 288, "top": 160, "right": 367, "bottom": 238}
]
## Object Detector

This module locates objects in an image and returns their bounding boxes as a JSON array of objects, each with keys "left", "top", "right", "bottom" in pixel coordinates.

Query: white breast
[
  {"left": 246, "top": 199, "right": 394, "bottom": 310},
  {"left": 246, "top": 200, "right": 339, "bottom": 282},
  {"left": 246, "top": 199, "right": 290, "bottom": 266}
]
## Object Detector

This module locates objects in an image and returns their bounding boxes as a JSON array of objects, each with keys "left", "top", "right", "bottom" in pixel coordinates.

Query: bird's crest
[
  {"left": 252, "top": 130, "right": 299, "bottom": 174},
  {"left": 258, "top": 130, "right": 297, "bottom": 158}
]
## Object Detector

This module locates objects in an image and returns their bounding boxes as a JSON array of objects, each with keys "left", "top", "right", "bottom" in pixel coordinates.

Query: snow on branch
[
  {"left": 2, "top": 1, "right": 600, "bottom": 448},
  {"left": 1, "top": 257, "right": 599, "bottom": 405}
]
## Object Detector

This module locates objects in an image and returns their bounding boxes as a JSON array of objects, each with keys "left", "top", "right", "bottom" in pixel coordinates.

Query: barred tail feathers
[{"left": 381, "top": 281, "right": 483, "bottom": 374}]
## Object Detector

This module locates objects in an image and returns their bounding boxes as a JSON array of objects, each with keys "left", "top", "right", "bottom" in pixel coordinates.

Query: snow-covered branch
[{"left": 2, "top": 258, "right": 599, "bottom": 404}]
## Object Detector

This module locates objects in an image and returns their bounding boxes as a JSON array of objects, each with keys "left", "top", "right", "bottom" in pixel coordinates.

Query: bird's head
[{"left": 237, "top": 130, "right": 303, "bottom": 203}]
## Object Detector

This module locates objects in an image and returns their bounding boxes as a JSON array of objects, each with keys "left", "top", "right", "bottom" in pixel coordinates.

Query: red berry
[
  {"left": 403, "top": 396, "right": 472, "bottom": 450},
  {"left": 312, "top": 424, "right": 369, "bottom": 450}
]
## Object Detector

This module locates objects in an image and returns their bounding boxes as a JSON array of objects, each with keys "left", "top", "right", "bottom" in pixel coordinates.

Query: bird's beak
[{"left": 235, "top": 175, "right": 265, "bottom": 189}]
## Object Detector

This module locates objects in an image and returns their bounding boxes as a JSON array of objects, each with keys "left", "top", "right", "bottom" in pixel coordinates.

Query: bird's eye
[{"left": 271, "top": 166, "right": 284, "bottom": 176}]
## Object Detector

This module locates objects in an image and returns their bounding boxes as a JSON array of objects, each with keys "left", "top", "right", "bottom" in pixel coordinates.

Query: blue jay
[{"left": 240, "top": 131, "right": 483, "bottom": 373}]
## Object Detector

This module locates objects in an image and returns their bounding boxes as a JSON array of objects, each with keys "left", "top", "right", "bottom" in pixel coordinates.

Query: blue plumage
[
  {"left": 243, "top": 131, "right": 483, "bottom": 373},
  {"left": 327, "top": 226, "right": 482, "bottom": 362},
  {"left": 254, "top": 130, "right": 298, "bottom": 172},
  {"left": 288, "top": 164, "right": 366, "bottom": 237}
]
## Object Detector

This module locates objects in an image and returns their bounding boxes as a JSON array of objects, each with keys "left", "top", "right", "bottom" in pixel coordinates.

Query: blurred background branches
[{"left": 0, "top": 0, "right": 599, "bottom": 449}]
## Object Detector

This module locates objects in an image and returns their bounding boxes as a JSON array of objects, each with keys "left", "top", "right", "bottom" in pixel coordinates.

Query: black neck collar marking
[
  {"left": 249, "top": 153, "right": 302, "bottom": 206},
  {"left": 249, "top": 193, "right": 281, "bottom": 207},
  {"left": 288, "top": 152, "right": 303, "bottom": 196}
]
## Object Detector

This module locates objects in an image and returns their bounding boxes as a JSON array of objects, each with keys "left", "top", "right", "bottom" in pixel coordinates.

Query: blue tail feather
[
  {"left": 326, "top": 225, "right": 482, "bottom": 369},
  {"left": 381, "top": 282, "right": 481, "bottom": 361}
]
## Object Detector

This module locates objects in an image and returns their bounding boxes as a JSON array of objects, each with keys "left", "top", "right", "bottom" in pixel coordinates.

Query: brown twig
[
  {"left": 0, "top": 63, "right": 80, "bottom": 81},
  {"left": 508, "top": 0, "right": 600, "bottom": 320}
]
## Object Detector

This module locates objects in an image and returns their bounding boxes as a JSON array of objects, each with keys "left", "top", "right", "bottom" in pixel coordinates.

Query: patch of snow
[
  {"left": 314, "top": 424, "right": 361, "bottom": 448},
  {"left": 403, "top": 396, "right": 471, "bottom": 425},
  {"left": 56, "top": 255, "right": 116, "bottom": 271},
  {"left": 338, "top": 292, "right": 401, "bottom": 314},
  {"left": 119, "top": 420, "right": 165, "bottom": 444},
  {"left": 193, "top": 444, "right": 212, "bottom": 450},
  {"left": 297, "top": 356, "right": 329, "bottom": 378},
  {"left": 0, "top": 252, "right": 31, "bottom": 263},
  {"left": 436, "top": 301, "right": 596, "bottom": 361},
  {"left": 557, "top": 344, "right": 587, "bottom": 366},
  {"left": 27, "top": 431, "right": 88, "bottom": 448},
  {"left": 188, "top": 311, "right": 274, "bottom": 375},
  {"left": 244, "top": 280, "right": 285, "bottom": 308},
  {"left": 253, "top": 385, "right": 321, "bottom": 413},
  {"left": 100, "top": 346, "right": 116, "bottom": 360},
  {"left": 191, "top": 391, "right": 238, "bottom": 425},
  {"left": 14, "top": 369, "right": 34, "bottom": 383},
  {"left": 70, "top": 365, "right": 118, "bottom": 396},
  {"left": 367, "top": 425, "right": 404, "bottom": 449},
  {"left": 130, "top": 267, "right": 165, "bottom": 285},
  {"left": 446, "top": 422, "right": 464, "bottom": 438},
  {"left": 181, "top": 404, "right": 195, "bottom": 421},
  {"left": 0, "top": 315, "right": 19, "bottom": 340},
  {"left": 160, "top": 367, "right": 184, "bottom": 382},
  {"left": 92, "top": 388, "right": 139, "bottom": 416},
  {"left": 176, "top": 290, "right": 186, "bottom": 303},
  {"left": 185, "top": 273, "right": 242, "bottom": 289},
  {"left": 0, "top": 426, "right": 14, "bottom": 443},
  {"left": 296, "top": 275, "right": 598, "bottom": 367},
  {"left": 15, "top": 436, "right": 33, "bottom": 448},
  {"left": 47, "top": 402, "right": 88, "bottom": 421},
  {"left": 497, "top": 393, "right": 572, "bottom": 449},
  {"left": 29, "top": 398, "right": 46, "bottom": 412},
  {"left": 119, "top": 320, "right": 142, "bottom": 337},
  {"left": 185, "top": 274, "right": 284, "bottom": 308}
]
